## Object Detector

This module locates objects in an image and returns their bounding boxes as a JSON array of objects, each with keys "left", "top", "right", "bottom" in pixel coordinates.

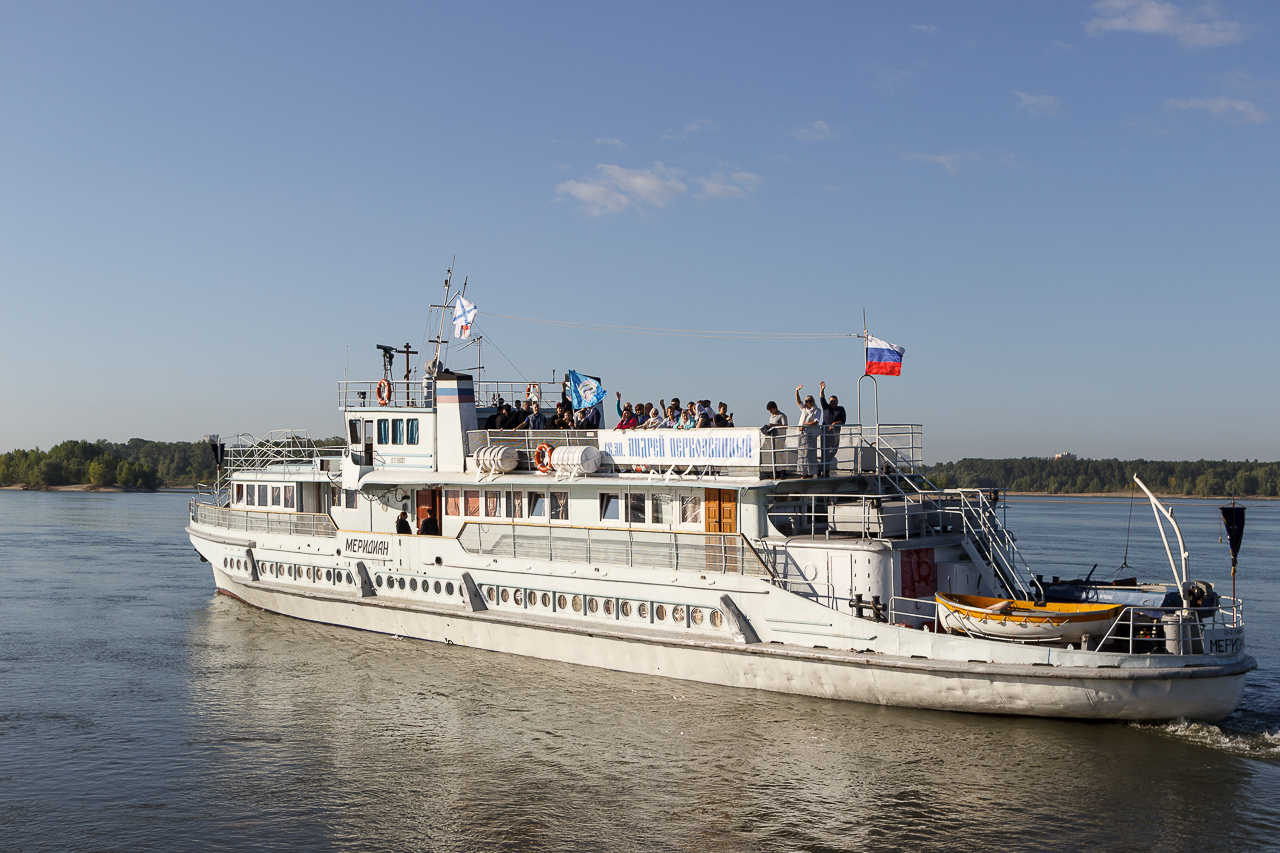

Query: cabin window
[
  {"left": 407, "top": 419, "right": 419, "bottom": 445},
  {"left": 245, "top": 485, "right": 255, "bottom": 506},
  {"left": 464, "top": 490, "right": 480, "bottom": 517},
  {"left": 271, "top": 487, "right": 282, "bottom": 506},
  {"left": 348, "top": 420, "right": 361, "bottom": 444},
  {"left": 627, "top": 493, "right": 645, "bottom": 524},
  {"left": 599, "top": 493, "right": 620, "bottom": 522},
  {"left": 550, "top": 491, "right": 569, "bottom": 521},
  {"left": 485, "top": 490, "right": 502, "bottom": 517},
  {"left": 377, "top": 419, "right": 389, "bottom": 445},
  {"left": 283, "top": 486, "right": 295, "bottom": 509},
  {"left": 651, "top": 493, "right": 671, "bottom": 524},
  {"left": 235, "top": 484, "right": 244, "bottom": 504},
  {"left": 392, "top": 419, "right": 404, "bottom": 445},
  {"left": 680, "top": 494, "right": 702, "bottom": 524},
  {"left": 527, "top": 491, "right": 546, "bottom": 518},
  {"left": 258, "top": 485, "right": 269, "bottom": 507},
  {"left": 345, "top": 489, "right": 358, "bottom": 509},
  {"left": 506, "top": 490, "right": 523, "bottom": 518},
  {"left": 444, "top": 489, "right": 460, "bottom": 516}
]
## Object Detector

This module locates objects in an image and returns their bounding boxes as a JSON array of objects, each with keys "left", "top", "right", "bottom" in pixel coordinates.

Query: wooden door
[
  {"left": 416, "top": 488, "right": 441, "bottom": 535},
  {"left": 704, "top": 489, "right": 738, "bottom": 572}
]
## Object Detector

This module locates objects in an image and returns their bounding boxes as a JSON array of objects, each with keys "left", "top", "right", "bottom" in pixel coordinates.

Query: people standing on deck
[
  {"left": 522, "top": 403, "right": 547, "bottom": 430},
  {"left": 614, "top": 393, "right": 639, "bottom": 429},
  {"left": 714, "top": 403, "right": 734, "bottom": 428},
  {"left": 395, "top": 511, "right": 413, "bottom": 535},
  {"left": 819, "top": 382, "right": 846, "bottom": 476},
  {"left": 418, "top": 507, "right": 440, "bottom": 536},
  {"left": 762, "top": 400, "right": 789, "bottom": 476},
  {"left": 795, "top": 386, "right": 820, "bottom": 478},
  {"left": 763, "top": 401, "right": 788, "bottom": 434}
]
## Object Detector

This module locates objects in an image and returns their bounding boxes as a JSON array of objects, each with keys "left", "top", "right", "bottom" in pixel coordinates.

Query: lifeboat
[{"left": 936, "top": 593, "right": 1123, "bottom": 644}]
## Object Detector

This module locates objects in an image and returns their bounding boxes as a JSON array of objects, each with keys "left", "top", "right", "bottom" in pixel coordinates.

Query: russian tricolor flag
[{"left": 866, "top": 336, "right": 905, "bottom": 376}]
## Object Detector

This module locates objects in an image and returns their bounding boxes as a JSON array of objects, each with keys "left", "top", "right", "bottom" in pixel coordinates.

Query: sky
[{"left": 1, "top": 1, "right": 1277, "bottom": 463}]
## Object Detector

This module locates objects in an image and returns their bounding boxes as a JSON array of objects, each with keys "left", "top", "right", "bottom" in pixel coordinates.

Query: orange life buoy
[
  {"left": 534, "top": 443, "right": 553, "bottom": 473},
  {"left": 375, "top": 379, "right": 392, "bottom": 406},
  {"left": 526, "top": 383, "right": 540, "bottom": 402}
]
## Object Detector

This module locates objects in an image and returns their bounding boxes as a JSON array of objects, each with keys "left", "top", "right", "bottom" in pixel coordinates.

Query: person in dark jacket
[
  {"left": 395, "top": 511, "right": 413, "bottom": 535},
  {"left": 418, "top": 508, "right": 439, "bottom": 536}
]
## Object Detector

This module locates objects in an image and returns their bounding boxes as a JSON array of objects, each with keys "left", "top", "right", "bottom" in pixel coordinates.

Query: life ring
[
  {"left": 534, "top": 443, "right": 554, "bottom": 473},
  {"left": 526, "top": 383, "right": 540, "bottom": 402},
  {"left": 375, "top": 379, "right": 392, "bottom": 406}
]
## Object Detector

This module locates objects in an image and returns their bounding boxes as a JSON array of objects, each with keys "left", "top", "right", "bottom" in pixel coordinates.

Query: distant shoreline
[{"left": 0, "top": 484, "right": 196, "bottom": 493}]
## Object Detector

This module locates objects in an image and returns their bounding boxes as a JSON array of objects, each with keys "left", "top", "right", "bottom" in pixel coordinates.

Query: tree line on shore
[
  {"left": 924, "top": 457, "right": 1280, "bottom": 497},
  {"left": 0, "top": 439, "right": 217, "bottom": 490}
]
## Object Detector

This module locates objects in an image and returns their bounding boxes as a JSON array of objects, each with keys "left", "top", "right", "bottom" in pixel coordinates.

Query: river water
[{"left": 1, "top": 491, "right": 1277, "bottom": 852}]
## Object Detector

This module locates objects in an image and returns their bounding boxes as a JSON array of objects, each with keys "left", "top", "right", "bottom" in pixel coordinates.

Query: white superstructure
[{"left": 187, "top": 358, "right": 1254, "bottom": 722}]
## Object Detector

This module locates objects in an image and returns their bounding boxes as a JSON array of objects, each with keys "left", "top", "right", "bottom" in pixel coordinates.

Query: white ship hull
[{"left": 202, "top": 558, "right": 1249, "bottom": 723}]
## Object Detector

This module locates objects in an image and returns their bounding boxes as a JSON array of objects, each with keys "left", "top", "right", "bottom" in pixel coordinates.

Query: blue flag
[{"left": 567, "top": 370, "right": 606, "bottom": 409}]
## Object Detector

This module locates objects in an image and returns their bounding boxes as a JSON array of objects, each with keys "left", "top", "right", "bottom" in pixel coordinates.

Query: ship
[{"left": 187, "top": 319, "right": 1254, "bottom": 722}]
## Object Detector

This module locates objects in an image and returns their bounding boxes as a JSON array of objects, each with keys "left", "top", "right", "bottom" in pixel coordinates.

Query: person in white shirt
[{"left": 795, "top": 385, "right": 820, "bottom": 478}]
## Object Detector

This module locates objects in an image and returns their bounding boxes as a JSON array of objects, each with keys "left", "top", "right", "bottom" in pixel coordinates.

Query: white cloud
[
  {"left": 792, "top": 120, "right": 836, "bottom": 141},
  {"left": 899, "top": 151, "right": 980, "bottom": 174},
  {"left": 693, "top": 171, "right": 762, "bottom": 201},
  {"left": 1013, "top": 91, "right": 1062, "bottom": 116},
  {"left": 1166, "top": 96, "right": 1268, "bottom": 123},
  {"left": 661, "top": 119, "right": 718, "bottom": 140},
  {"left": 555, "top": 163, "right": 687, "bottom": 215},
  {"left": 593, "top": 137, "right": 626, "bottom": 148},
  {"left": 1223, "top": 70, "right": 1280, "bottom": 97},
  {"left": 870, "top": 66, "right": 914, "bottom": 92},
  {"left": 1085, "top": 0, "right": 1245, "bottom": 48},
  {"left": 911, "top": 24, "right": 939, "bottom": 34}
]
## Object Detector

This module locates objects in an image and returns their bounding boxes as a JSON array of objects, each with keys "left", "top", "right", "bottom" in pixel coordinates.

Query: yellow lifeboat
[{"left": 936, "top": 593, "right": 1123, "bottom": 644}]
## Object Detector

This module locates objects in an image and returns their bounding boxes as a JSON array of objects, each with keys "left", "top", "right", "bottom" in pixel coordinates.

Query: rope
[
  {"left": 482, "top": 312, "right": 856, "bottom": 340},
  {"left": 1120, "top": 477, "right": 1136, "bottom": 574}
]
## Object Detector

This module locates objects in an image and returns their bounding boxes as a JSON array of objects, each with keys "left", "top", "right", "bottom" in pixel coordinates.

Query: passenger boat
[
  {"left": 186, "top": 320, "right": 1255, "bottom": 722},
  {"left": 936, "top": 594, "right": 1122, "bottom": 644}
]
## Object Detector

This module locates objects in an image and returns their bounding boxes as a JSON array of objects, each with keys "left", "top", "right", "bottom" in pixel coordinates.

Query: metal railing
[
  {"left": 339, "top": 380, "right": 435, "bottom": 410},
  {"left": 943, "top": 490, "right": 1037, "bottom": 600},
  {"left": 222, "top": 430, "right": 345, "bottom": 473},
  {"left": 467, "top": 429, "right": 601, "bottom": 461},
  {"left": 474, "top": 381, "right": 559, "bottom": 410},
  {"left": 457, "top": 522, "right": 771, "bottom": 576},
  {"left": 1090, "top": 600, "right": 1243, "bottom": 655},
  {"left": 191, "top": 502, "right": 339, "bottom": 537},
  {"left": 760, "top": 424, "right": 924, "bottom": 479}
]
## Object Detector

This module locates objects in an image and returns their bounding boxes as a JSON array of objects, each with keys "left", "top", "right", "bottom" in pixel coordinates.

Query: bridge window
[
  {"left": 599, "top": 493, "right": 620, "bottom": 522},
  {"left": 244, "top": 485, "right": 254, "bottom": 506},
  {"left": 258, "top": 485, "right": 268, "bottom": 507},
  {"left": 550, "top": 491, "right": 569, "bottom": 521},
  {"left": 392, "top": 419, "right": 404, "bottom": 445},
  {"left": 348, "top": 420, "right": 361, "bottom": 444},
  {"left": 527, "top": 491, "right": 546, "bottom": 518},
  {"left": 506, "top": 490, "right": 523, "bottom": 518},
  {"left": 345, "top": 489, "right": 358, "bottom": 509},
  {"left": 485, "top": 490, "right": 502, "bottom": 517},
  {"left": 628, "top": 493, "right": 646, "bottom": 524},
  {"left": 377, "top": 419, "right": 389, "bottom": 445},
  {"left": 651, "top": 493, "right": 671, "bottom": 524},
  {"left": 407, "top": 419, "right": 419, "bottom": 445},
  {"left": 235, "top": 484, "right": 244, "bottom": 504},
  {"left": 464, "top": 490, "right": 480, "bottom": 517},
  {"left": 444, "top": 489, "right": 460, "bottom": 516},
  {"left": 283, "top": 486, "right": 295, "bottom": 509},
  {"left": 271, "top": 487, "right": 281, "bottom": 506},
  {"left": 680, "top": 494, "right": 702, "bottom": 524}
]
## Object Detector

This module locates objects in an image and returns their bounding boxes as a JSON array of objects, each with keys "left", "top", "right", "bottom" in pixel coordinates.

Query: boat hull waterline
[{"left": 208, "top": 565, "right": 1250, "bottom": 722}]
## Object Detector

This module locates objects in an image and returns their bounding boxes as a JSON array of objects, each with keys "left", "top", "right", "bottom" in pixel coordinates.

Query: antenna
[{"left": 428, "top": 258, "right": 455, "bottom": 376}]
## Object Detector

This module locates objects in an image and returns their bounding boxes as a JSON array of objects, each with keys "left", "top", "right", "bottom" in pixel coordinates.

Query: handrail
[
  {"left": 191, "top": 503, "right": 339, "bottom": 538},
  {"left": 457, "top": 521, "right": 771, "bottom": 577}
]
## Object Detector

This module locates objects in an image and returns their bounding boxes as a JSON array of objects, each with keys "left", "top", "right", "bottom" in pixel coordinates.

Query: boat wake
[{"left": 1131, "top": 718, "right": 1280, "bottom": 759}]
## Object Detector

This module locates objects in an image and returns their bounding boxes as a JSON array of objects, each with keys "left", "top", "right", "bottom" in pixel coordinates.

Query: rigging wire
[
  {"left": 482, "top": 311, "right": 856, "bottom": 339},
  {"left": 470, "top": 323, "right": 527, "bottom": 383},
  {"left": 1120, "top": 477, "right": 1137, "bottom": 573}
]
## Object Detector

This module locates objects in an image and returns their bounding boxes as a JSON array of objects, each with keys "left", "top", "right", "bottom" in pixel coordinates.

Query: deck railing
[
  {"left": 191, "top": 502, "right": 339, "bottom": 538},
  {"left": 457, "top": 522, "right": 772, "bottom": 577}
]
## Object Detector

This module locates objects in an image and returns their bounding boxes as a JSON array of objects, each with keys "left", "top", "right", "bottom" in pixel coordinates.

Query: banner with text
[{"left": 599, "top": 429, "right": 760, "bottom": 467}]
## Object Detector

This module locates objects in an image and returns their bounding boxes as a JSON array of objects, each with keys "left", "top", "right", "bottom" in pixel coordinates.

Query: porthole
[
  {"left": 621, "top": 601, "right": 632, "bottom": 617},
  {"left": 346, "top": 572, "right": 353, "bottom": 585},
  {"left": 222, "top": 557, "right": 228, "bottom": 568},
  {"left": 376, "top": 575, "right": 384, "bottom": 587},
  {"left": 487, "top": 587, "right": 496, "bottom": 602},
  {"left": 409, "top": 578, "right": 417, "bottom": 591},
  {"left": 435, "top": 581, "right": 443, "bottom": 594},
  {"left": 501, "top": 588, "right": 510, "bottom": 603},
  {"left": 557, "top": 594, "right": 567, "bottom": 610},
  {"left": 236, "top": 559, "right": 242, "bottom": 570},
  {"left": 639, "top": 602, "right": 649, "bottom": 619},
  {"left": 673, "top": 606, "right": 685, "bottom": 624},
  {"left": 514, "top": 589, "right": 524, "bottom": 605},
  {"left": 710, "top": 610, "right": 723, "bottom": 628},
  {"left": 434, "top": 556, "right": 443, "bottom": 566},
  {"left": 540, "top": 592, "right": 550, "bottom": 608},
  {"left": 325, "top": 569, "right": 333, "bottom": 582},
  {"left": 446, "top": 582, "right": 454, "bottom": 597},
  {"left": 307, "top": 567, "right": 313, "bottom": 580},
  {"left": 288, "top": 566, "right": 294, "bottom": 578},
  {"left": 603, "top": 599, "right": 614, "bottom": 616},
  {"left": 588, "top": 598, "right": 599, "bottom": 613},
  {"left": 572, "top": 595, "right": 583, "bottom": 613},
  {"left": 655, "top": 604, "right": 667, "bottom": 621},
  {"left": 691, "top": 608, "right": 704, "bottom": 626}
]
